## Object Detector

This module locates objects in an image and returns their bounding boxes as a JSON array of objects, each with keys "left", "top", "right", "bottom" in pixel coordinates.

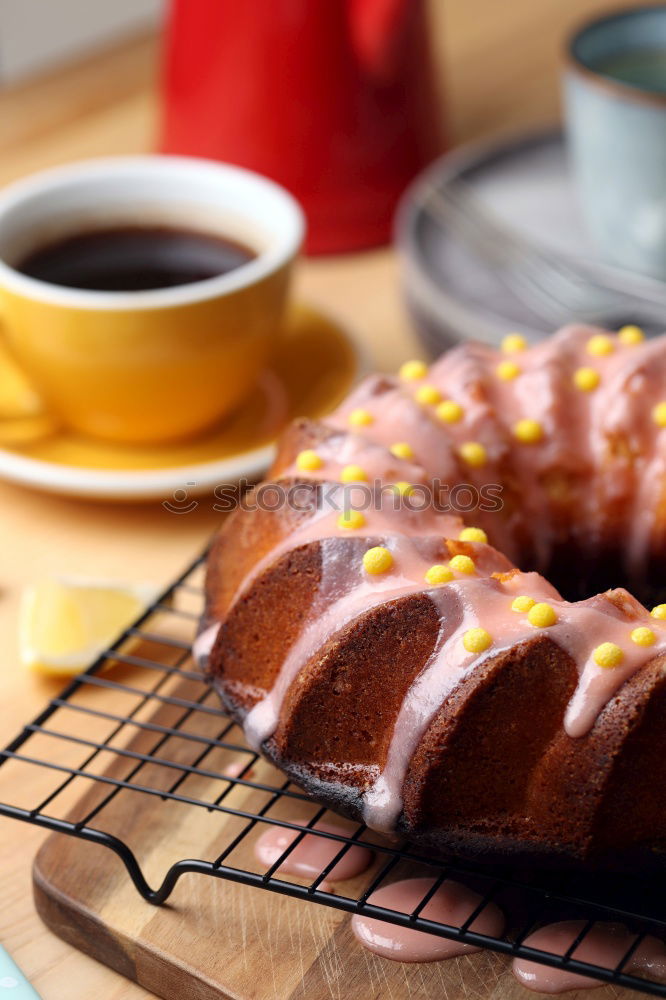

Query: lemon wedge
[{"left": 19, "top": 578, "right": 157, "bottom": 676}]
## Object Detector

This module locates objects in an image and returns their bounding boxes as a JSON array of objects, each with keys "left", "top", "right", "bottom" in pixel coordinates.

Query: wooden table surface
[{"left": 0, "top": 2, "right": 647, "bottom": 996}]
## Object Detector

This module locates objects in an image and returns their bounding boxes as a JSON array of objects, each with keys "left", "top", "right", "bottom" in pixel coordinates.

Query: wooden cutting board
[
  {"left": 29, "top": 665, "right": 647, "bottom": 1000},
  {"left": 33, "top": 829, "right": 646, "bottom": 1000}
]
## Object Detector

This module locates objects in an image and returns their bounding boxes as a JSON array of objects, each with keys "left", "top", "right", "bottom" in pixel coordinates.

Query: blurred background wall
[
  {"left": 0, "top": 0, "right": 165, "bottom": 85},
  {"left": 0, "top": 0, "right": 653, "bottom": 144},
  {"left": 0, "top": 0, "right": 659, "bottom": 227},
  {"left": 0, "top": 0, "right": 162, "bottom": 83},
  {"left": 0, "top": 0, "right": 652, "bottom": 211}
]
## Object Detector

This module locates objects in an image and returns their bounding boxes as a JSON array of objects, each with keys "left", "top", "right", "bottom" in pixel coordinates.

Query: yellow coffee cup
[{"left": 0, "top": 156, "right": 304, "bottom": 444}]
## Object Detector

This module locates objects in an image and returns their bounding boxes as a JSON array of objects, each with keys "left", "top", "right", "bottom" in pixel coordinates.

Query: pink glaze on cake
[
  {"left": 254, "top": 818, "right": 373, "bottom": 882},
  {"left": 512, "top": 921, "right": 666, "bottom": 993},
  {"left": 327, "top": 324, "right": 666, "bottom": 571},
  {"left": 226, "top": 485, "right": 466, "bottom": 627},
  {"left": 282, "top": 430, "right": 426, "bottom": 486},
  {"left": 351, "top": 877, "right": 504, "bottom": 962},
  {"left": 205, "top": 324, "right": 666, "bottom": 839}
]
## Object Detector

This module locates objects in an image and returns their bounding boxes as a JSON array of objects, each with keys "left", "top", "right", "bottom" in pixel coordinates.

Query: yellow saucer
[{"left": 0, "top": 303, "right": 360, "bottom": 500}]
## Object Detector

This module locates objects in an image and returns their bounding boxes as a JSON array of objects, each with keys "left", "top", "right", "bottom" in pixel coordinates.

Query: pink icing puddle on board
[
  {"left": 254, "top": 819, "right": 373, "bottom": 883},
  {"left": 512, "top": 921, "right": 666, "bottom": 994},
  {"left": 351, "top": 878, "right": 504, "bottom": 963}
]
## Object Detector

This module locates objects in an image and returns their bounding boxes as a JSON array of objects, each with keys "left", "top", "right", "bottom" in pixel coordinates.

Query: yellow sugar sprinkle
[
  {"left": 392, "top": 481, "right": 414, "bottom": 497},
  {"left": 415, "top": 384, "right": 442, "bottom": 406},
  {"left": 459, "top": 527, "right": 488, "bottom": 544},
  {"left": 511, "top": 595, "right": 536, "bottom": 613},
  {"left": 527, "top": 602, "right": 558, "bottom": 627},
  {"left": 425, "top": 564, "right": 454, "bottom": 585},
  {"left": 390, "top": 442, "right": 414, "bottom": 460},
  {"left": 349, "top": 408, "right": 374, "bottom": 427},
  {"left": 618, "top": 325, "right": 645, "bottom": 346},
  {"left": 573, "top": 367, "right": 600, "bottom": 392},
  {"left": 631, "top": 626, "right": 656, "bottom": 647},
  {"left": 652, "top": 402, "right": 666, "bottom": 428},
  {"left": 651, "top": 604, "right": 666, "bottom": 620},
  {"left": 362, "top": 546, "right": 393, "bottom": 575},
  {"left": 463, "top": 628, "right": 493, "bottom": 653},
  {"left": 458, "top": 441, "right": 487, "bottom": 468},
  {"left": 296, "top": 449, "right": 323, "bottom": 472},
  {"left": 340, "top": 464, "right": 367, "bottom": 483},
  {"left": 593, "top": 642, "right": 623, "bottom": 668},
  {"left": 501, "top": 333, "right": 527, "bottom": 353},
  {"left": 435, "top": 399, "right": 464, "bottom": 423},
  {"left": 399, "top": 359, "right": 428, "bottom": 381},
  {"left": 513, "top": 418, "right": 543, "bottom": 444},
  {"left": 586, "top": 333, "right": 614, "bottom": 357},
  {"left": 337, "top": 510, "right": 366, "bottom": 531},
  {"left": 450, "top": 554, "right": 475, "bottom": 575},
  {"left": 496, "top": 360, "right": 521, "bottom": 381}
]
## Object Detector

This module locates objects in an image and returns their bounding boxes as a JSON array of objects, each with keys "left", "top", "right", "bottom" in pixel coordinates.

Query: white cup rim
[{"left": 0, "top": 155, "right": 305, "bottom": 311}]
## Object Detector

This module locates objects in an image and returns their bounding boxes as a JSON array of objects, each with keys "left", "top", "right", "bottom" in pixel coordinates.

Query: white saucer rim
[{"left": 0, "top": 442, "right": 277, "bottom": 499}]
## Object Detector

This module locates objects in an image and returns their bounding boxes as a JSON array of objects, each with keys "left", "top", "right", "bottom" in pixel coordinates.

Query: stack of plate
[{"left": 396, "top": 130, "right": 666, "bottom": 355}]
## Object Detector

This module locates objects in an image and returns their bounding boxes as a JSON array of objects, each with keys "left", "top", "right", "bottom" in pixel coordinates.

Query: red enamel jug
[{"left": 160, "top": 0, "right": 443, "bottom": 253}]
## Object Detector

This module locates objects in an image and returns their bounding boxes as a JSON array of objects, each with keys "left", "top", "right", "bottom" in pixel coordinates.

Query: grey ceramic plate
[{"left": 395, "top": 129, "right": 664, "bottom": 355}]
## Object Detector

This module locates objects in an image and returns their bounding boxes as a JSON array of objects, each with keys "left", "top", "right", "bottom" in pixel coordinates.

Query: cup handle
[{"left": 0, "top": 322, "right": 58, "bottom": 446}]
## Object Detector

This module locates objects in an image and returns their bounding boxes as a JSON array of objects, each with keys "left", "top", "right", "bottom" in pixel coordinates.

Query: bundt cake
[{"left": 199, "top": 323, "right": 666, "bottom": 867}]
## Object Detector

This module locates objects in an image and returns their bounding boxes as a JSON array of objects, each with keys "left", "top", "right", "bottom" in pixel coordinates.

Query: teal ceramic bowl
[{"left": 565, "top": 6, "right": 666, "bottom": 279}]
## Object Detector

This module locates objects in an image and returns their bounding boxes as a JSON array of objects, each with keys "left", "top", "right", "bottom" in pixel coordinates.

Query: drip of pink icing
[
  {"left": 351, "top": 877, "right": 504, "bottom": 962},
  {"left": 243, "top": 545, "right": 428, "bottom": 750},
  {"left": 192, "top": 623, "right": 220, "bottom": 668},
  {"left": 512, "top": 920, "right": 666, "bottom": 994},
  {"left": 363, "top": 571, "right": 554, "bottom": 830},
  {"left": 254, "top": 818, "right": 373, "bottom": 882},
  {"left": 223, "top": 761, "right": 255, "bottom": 779}
]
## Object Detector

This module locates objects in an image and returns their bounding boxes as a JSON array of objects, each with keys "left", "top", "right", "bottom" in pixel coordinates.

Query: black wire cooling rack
[{"left": 2, "top": 550, "right": 666, "bottom": 997}]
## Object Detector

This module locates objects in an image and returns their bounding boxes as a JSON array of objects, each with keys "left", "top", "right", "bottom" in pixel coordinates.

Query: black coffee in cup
[{"left": 17, "top": 225, "right": 255, "bottom": 292}]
